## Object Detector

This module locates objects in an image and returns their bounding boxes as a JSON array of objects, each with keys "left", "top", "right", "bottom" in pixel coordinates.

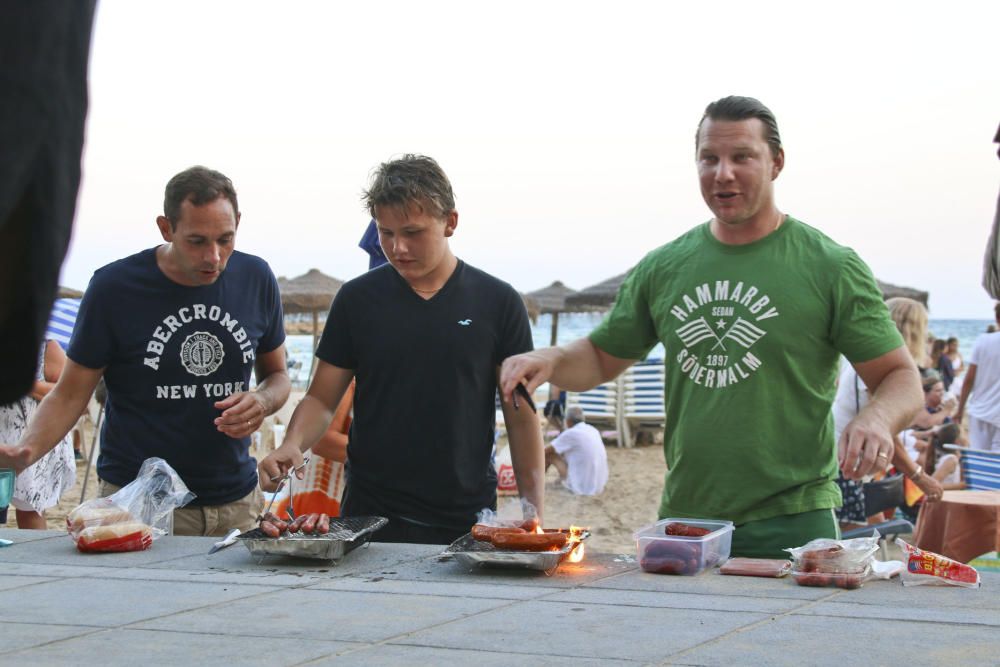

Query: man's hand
[
  {"left": 499, "top": 349, "right": 561, "bottom": 405},
  {"left": 257, "top": 444, "right": 305, "bottom": 492},
  {"left": 0, "top": 444, "right": 32, "bottom": 473},
  {"left": 214, "top": 391, "right": 267, "bottom": 438},
  {"left": 838, "top": 411, "right": 895, "bottom": 480}
]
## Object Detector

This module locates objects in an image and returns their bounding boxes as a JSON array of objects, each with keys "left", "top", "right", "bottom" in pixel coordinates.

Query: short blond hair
[{"left": 886, "top": 297, "right": 928, "bottom": 366}]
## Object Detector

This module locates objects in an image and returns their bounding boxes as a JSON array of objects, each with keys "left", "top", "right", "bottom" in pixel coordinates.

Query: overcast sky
[{"left": 61, "top": 0, "right": 999, "bottom": 318}]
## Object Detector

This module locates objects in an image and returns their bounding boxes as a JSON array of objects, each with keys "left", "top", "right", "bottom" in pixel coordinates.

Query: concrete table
[{"left": 0, "top": 528, "right": 997, "bottom": 666}]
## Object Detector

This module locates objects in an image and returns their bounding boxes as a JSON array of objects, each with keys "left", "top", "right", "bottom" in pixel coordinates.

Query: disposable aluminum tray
[
  {"left": 238, "top": 516, "right": 387, "bottom": 561},
  {"left": 443, "top": 531, "right": 589, "bottom": 572}
]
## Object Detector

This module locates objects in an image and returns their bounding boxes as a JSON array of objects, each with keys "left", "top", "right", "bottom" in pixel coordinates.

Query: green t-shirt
[{"left": 590, "top": 217, "right": 903, "bottom": 525}]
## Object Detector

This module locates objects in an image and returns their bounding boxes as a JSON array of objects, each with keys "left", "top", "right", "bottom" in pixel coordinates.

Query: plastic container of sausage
[{"left": 634, "top": 518, "right": 734, "bottom": 575}]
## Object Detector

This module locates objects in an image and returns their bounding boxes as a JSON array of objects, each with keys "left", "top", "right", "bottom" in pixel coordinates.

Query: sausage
[
  {"left": 301, "top": 513, "right": 319, "bottom": 534},
  {"left": 470, "top": 524, "right": 527, "bottom": 542},
  {"left": 719, "top": 558, "right": 792, "bottom": 578},
  {"left": 260, "top": 520, "right": 281, "bottom": 538},
  {"left": 664, "top": 522, "right": 711, "bottom": 537},
  {"left": 491, "top": 532, "right": 568, "bottom": 551},
  {"left": 288, "top": 515, "right": 307, "bottom": 533},
  {"left": 262, "top": 512, "right": 290, "bottom": 534},
  {"left": 316, "top": 513, "right": 330, "bottom": 535}
]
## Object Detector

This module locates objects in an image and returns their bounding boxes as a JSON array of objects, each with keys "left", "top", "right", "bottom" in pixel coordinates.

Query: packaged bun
[
  {"left": 76, "top": 522, "right": 154, "bottom": 553},
  {"left": 67, "top": 503, "right": 135, "bottom": 532}
]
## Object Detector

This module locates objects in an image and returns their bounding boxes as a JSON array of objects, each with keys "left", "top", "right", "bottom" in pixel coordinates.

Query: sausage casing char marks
[
  {"left": 470, "top": 524, "right": 527, "bottom": 542},
  {"left": 492, "top": 532, "right": 569, "bottom": 551}
]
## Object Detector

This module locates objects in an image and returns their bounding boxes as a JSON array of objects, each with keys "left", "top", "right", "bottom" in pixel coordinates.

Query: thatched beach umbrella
[
  {"left": 526, "top": 281, "right": 578, "bottom": 346},
  {"left": 876, "top": 280, "right": 928, "bottom": 308},
  {"left": 57, "top": 285, "right": 84, "bottom": 298},
  {"left": 278, "top": 268, "right": 344, "bottom": 351},
  {"left": 563, "top": 271, "right": 631, "bottom": 311}
]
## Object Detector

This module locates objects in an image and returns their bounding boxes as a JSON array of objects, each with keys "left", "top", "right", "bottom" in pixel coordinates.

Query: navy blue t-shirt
[
  {"left": 316, "top": 261, "right": 533, "bottom": 529},
  {"left": 68, "top": 248, "right": 285, "bottom": 505}
]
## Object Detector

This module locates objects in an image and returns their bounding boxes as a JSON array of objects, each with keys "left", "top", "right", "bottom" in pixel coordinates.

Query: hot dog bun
[
  {"left": 67, "top": 504, "right": 136, "bottom": 532},
  {"left": 76, "top": 522, "right": 153, "bottom": 553}
]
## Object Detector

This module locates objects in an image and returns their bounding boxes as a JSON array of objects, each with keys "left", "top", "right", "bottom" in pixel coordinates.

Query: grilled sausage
[
  {"left": 470, "top": 524, "right": 527, "bottom": 542},
  {"left": 492, "top": 532, "right": 568, "bottom": 551},
  {"left": 301, "top": 513, "right": 319, "bottom": 534},
  {"left": 316, "top": 513, "right": 330, "bottom": 535},
  {"left": 260, "top": 520, "right": 281, "bottom": 538},
  {"left": 288, "top": 515, "right": 307, "bottom": 533}
]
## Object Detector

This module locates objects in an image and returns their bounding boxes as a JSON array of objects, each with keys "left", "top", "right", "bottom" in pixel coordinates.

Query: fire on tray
[{"left": 470, "top": 523, "right": 588, "bottom": 563}]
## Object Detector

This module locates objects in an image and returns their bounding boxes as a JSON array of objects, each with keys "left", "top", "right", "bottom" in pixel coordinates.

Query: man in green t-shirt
[{"left": 500, "top": 96, "right": 923, "bottom": 558}]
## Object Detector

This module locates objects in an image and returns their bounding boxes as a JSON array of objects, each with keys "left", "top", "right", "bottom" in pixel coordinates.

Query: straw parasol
[
  {"left": 877, "top": 280, "right": 928, "bottom": 307},
  {"left": 278, "top": 268, "right": 344, "bottom": 350},
  {"left": 564, "top": 271, "right": 929, "bottom": 311},
  {"left": 563, "top": 272, "right": 630, "bottom": 311},
  {"left": 57, "top": 285, "right": 84, "bottom": 298},
  {"left": 526, "top": 281, "right": 578, "bottom": 346}
]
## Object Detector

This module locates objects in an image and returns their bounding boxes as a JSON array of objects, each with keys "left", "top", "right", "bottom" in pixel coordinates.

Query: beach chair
[
  {"left": 565, "top": 378, "right": 621, "bottom": 445},
  {"left": 619, "top": 358, "right": 666, "bottom": 447},
  {"left": 943, "top": 445, "right": 1000, "bottom": 490}
]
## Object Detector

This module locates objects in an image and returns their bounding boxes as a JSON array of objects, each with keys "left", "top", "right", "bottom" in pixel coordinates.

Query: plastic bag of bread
[{"left": 67, "top": 457, "right": 195, "bottom": 552}]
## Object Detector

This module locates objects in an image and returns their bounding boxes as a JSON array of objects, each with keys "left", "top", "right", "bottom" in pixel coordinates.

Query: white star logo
[{"left": 716, "top": 319, "right": 727, "bottom": 330}]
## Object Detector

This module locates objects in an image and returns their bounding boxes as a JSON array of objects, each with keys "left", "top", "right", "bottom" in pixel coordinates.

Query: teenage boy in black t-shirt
[{"left": 259, "top": 155, "right": 545, "bottom": 544}]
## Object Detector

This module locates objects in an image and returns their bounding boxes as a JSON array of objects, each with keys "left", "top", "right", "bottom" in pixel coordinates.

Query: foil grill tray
[{"left": 238, "top": 515, "right": 388, "bottom": 561}]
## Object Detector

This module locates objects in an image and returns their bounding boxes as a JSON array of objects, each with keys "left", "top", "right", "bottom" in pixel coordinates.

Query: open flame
[
  {"left": 565, "top": 525, "right": 586, "bottom": 563},
  {"left": 568, "top": 541, "right": 586, "bottom": 563}
]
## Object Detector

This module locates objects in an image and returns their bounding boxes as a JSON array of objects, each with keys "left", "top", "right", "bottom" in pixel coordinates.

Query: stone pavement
[{"left": 0, "top": 528, "right": 996, "bottom": 666}]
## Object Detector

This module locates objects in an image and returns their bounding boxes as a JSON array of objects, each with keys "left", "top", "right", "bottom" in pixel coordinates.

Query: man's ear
[
  {"left": 444, "top": 210, "right": 458, "bottom": 238},
  {"left": 156, "top": 216, "right": 173, "bottom": 242},
  {"left": 772, "top": 148, "right": 785, "bottom": 180}
]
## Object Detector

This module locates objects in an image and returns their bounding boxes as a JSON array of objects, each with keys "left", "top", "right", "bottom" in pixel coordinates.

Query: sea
[{"left": 284, "top": 314, "right": 993, "bottom": 387}]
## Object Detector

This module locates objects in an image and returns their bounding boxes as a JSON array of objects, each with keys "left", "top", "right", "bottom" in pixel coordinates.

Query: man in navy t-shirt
[
  {"left": 0, "top": 166, "right": 290, "bottom": 536},
  {"left": 258, "top": 155, "right": 545, "bottom": 544}
]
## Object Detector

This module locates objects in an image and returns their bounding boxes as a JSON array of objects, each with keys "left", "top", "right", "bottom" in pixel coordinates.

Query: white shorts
[{"left": 967, "top": 415, "right": 1000, "bottom": 452}]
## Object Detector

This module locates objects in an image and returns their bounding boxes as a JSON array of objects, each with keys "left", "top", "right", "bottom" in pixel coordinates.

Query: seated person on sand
[
  {"left": 545, "top": 406, "right": 608, "bottom": 496},
  {"left": 916, "top": 423, "right": 965, "bottom": 491},
  {"left": 910, "top": 375, "right": 954, "bottom": 431}
]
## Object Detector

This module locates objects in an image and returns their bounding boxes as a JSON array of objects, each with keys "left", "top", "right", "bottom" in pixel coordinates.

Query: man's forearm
[
  {"left": 254, "top": 371, "right": 291, "bottom": 416},
  {"left": 861, "top": 366, "right": 923, "bottom": 434},
  {"left": 548, "top": 339, "right": 617, "bottom": 391},
  {"left": 504, "top": 413, "right": 545, "bottom": 519},
  {"left": 281, "top": 394, "right": 337, "bottom": 454},
  {"left": 19, "top": 387, "right": 91, "bottom": 467}
]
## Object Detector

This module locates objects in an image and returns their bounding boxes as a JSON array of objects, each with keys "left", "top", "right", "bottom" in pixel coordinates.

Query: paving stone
[
  {"left": 0, "top": 574, "right": 57, "bottom": 591},
  {"left": 391, "top": 598, "right": 768, "bottom": 662},
  {"left": 589, "top": 567, "right": 841, "bottom": 601},
  {"left": 0, "top": 622, "right": 100, "bottom": 654},
  {"left": 546, "top": 587, "right": 807, "bottom": 614},
  {"left": 798, "top": 599, "right": 1000, "bottom": 626},
  {"left": 312, "top": 576, "right": 561, "bottom": 600},
  {"left": 2, "top": 627, "right": 361, "bottom": 667},
  {"left": 132, "top": 587, "right": 513, "bottom": 643},
  {"left": 0, "top": 577, "right": 280, "bottom": 627},
  {"left": 318, "top": 643, "right": 641, "bottom": 666},
  {"left": 673, "top": 614, "right": 1000, "bottom": 666}
]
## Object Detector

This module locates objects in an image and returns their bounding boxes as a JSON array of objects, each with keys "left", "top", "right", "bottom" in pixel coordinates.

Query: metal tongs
[
  {"left": 512, "top": 383, "right": 537, "bottom": 413},
  {"left": 259, "top": 457, "right": 310, "bottom": 523}
]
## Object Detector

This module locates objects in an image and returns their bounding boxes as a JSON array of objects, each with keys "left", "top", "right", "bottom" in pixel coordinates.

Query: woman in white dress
[{"left": 0, "top": 340, "right": 76, "bottom": 529}]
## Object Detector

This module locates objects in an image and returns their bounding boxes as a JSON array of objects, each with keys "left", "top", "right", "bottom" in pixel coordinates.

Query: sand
[{"left": 15, "top": 418, "right": 667, "bottom": 556}]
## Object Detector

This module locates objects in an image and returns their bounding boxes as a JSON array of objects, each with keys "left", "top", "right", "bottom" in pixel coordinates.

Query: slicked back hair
[
  {"left": 163, "top": 166, "right": 239, "bottom": 230},
  {"left": 696, "top": 96, "right": 783, "bottom": 159},
  {"left": 363, "top": 154, "right": 456, "bottom": 220}
]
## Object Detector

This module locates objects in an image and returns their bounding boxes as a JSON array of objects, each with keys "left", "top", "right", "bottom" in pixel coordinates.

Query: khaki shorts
[{"left": 98, "top": 479, "right": 263, "bottom": 537}]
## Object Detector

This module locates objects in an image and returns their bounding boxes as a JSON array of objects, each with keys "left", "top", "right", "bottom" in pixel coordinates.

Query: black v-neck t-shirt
[{"left": 316, "top": 261, "right": 533, "bottom": 529}]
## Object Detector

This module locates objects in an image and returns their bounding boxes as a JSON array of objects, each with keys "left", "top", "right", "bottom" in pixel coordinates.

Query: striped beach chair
[
  {"left": 619, "top": 358, "right": 665, "bottom": 447},
  {"left": 943, "top": 445, "right": 1000, "bottom": 491},
  {"left": 566, "top": 378, "right": 621, "bottom": 445}
]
